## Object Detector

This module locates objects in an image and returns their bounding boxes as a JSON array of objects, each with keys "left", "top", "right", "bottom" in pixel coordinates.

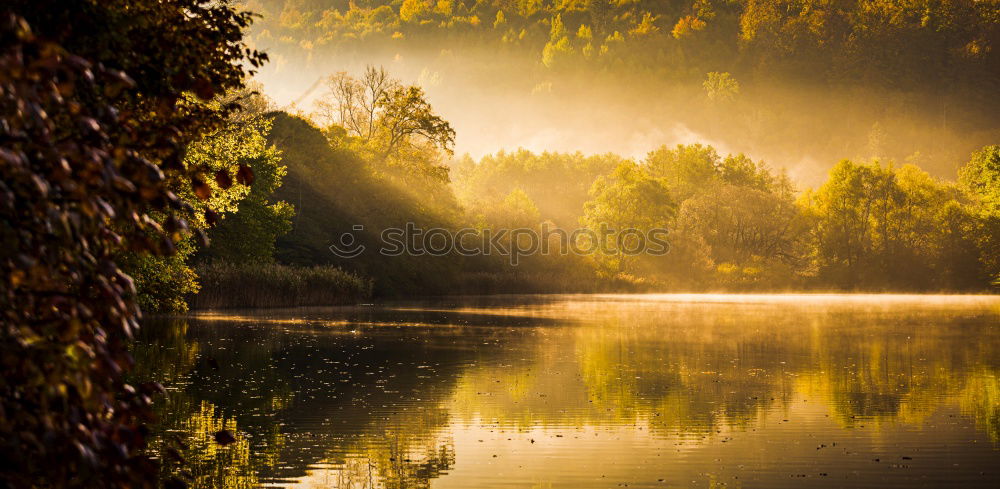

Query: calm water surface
[{"left": 137, "top": 294, "right": 1000, "bottom": 488}]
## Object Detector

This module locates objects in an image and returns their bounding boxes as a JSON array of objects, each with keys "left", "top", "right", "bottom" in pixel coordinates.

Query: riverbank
[{"left": 189, "top": 263, "right": 999, "bottom": 311}]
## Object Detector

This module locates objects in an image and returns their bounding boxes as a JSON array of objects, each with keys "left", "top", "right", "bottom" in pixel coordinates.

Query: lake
[{"left": 136, "top": 294, "right": 1000, "bottom": 488}]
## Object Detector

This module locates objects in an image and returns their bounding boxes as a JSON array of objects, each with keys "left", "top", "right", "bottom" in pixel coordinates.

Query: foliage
[
  {"left": 249, "top": 0, "right": 1000, "bottom": 177},
  {"left": 121, "top": 93, "right": 291, "bottom": 313},
  {"left": 264, "top": 112, "right": 465, "bottom": 296},
  {"left": 468, "top": 188, "right": 542, "bottom": 231},
  {"left": 0, "top": 0, "right": 263, "bottom": 486},
  {"left": 451, "top": 142, "right": 996, "bottom": 291},
  {"left": 677, "top": 184, "right": 805, "bottom": 282},
  {"left": 199, "top": 117, "right": 296, "bottom": 265},
  {"left": 248, "top": 0, "right": 1000, "bottom": 98},
  {"left": 581, "top": 162, "right": 675, "bottom": 276},
  {"left": 673, "top": 15, "right": 707, "bottom": 39},
  {"left": 960, "top": 145, "right": 1000, "bottom": 216},
  {"left": 202, "top": 159, "right": 295, "bottom": 265},
  {"left": 452, "top": 149, "right": 625, "bottom": 227},
  {"left": 703, "top": 71, "right": 739, "bottom": 102},
  {"left": 958, "top": 145, "right": 1000, "bottom": 282},
  {"left": 645, "top": 143, "right": 723, "bottom": 199},
  {"left": 314, "top": 66, "right": 455, "bottom": 180},
  {"left": 122, "top": 241, "right": 201, "bottom": 314},
  {"left": 800, "top": 160, "right": 985, "bottom": 289},
  {"left": 69, "top": 79, "right": 995, "bottom": 318},
  {"left": 645, "top": 144, "right": 778, "bottom": 200}
]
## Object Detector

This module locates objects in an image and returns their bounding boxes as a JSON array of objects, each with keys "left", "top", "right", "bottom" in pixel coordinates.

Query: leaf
[
  {"left": 204, "top": 209, "right": 219, "bottom": 227},
  {"left": 214, "top": 430, "right": 236, "bottom": 446},
  {"left": 236, "top": 164, "right": 254, "bottom": 186},
  {"left": 192, "top": 177, "right": 211, "bottom": 201},
  {"left": 214, "top": 169, "right": 233, "bottom": 189},
  {"left": 193, "top": 78, "right": 215, "bottom": 100}
]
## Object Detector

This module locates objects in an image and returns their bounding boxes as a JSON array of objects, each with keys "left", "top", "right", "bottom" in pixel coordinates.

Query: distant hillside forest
[
  {"left": 242, "top": 0, "right": 1000, "bottom": 184},
  {"left": 249, "top": 0, "right": 999, "bottom": 86}
]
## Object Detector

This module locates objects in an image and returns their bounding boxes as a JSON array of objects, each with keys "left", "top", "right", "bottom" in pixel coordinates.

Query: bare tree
[{"left": 314, "top": 66, "right": 455, "bottom": 164}]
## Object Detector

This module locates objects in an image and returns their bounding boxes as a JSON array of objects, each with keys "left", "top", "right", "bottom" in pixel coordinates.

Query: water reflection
[{"left": 135, "top": 295, "right": 1000, "bottom": 488}]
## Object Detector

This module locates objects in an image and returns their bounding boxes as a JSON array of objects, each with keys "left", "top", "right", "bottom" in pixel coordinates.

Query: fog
[{"left": 251, "top": 42, "right": 995, "bottom": 186}]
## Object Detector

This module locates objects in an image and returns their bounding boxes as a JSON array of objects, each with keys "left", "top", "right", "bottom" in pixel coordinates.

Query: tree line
[
  {"left": 455, "top": 140, "right": 1000, "bottom": 291},
  {"left": 252, "top": 0, "right": 1000, "bottom": 96},
  {"left": 57, "top": 59, "right": 997, "bottom": 316},
  {"left": 164, "top": 65, "right": 1000, "bottom": 301}
]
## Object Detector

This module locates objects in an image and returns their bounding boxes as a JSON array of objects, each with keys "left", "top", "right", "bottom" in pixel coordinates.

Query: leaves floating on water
[{"left": 214, "top": 430, "right": 236, "bottom": 446}]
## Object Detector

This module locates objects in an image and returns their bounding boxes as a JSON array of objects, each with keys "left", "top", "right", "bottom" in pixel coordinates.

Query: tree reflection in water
[{"left": 132, "top": 296, "right": 1000, "bottom": 488}]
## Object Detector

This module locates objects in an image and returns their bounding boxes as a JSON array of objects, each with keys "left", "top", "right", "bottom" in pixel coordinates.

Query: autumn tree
[
  {"left": 959, "top": 145, "right": 1000, "bottom": 284},
  {"left": 801, "top": 160, "right": 985, "bottom": 289},
  {"left": 645, "top": 144, "right": 778, "bottom": 200},
  {"left": 0, "top": 0, "right": 264, "bottom": 486},
  {"left": 678, "top": 185, "right": 805, "bottom": 272},
  {"left": 199, "top": 133, "right": 295, "bottom": 265},
  {"left": 123, "top": 90, "right": 282, "bottom": 313},
  {"left": 314, "top": 66, "right": 455, "bottom": 179},
  {"left": 581, "top": 162, "right": 675, "bottom": 276},
  {"left": 960, "top": 145, "right": 1000, "bottom": 216}
]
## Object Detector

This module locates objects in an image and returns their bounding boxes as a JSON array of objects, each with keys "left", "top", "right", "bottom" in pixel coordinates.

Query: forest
[{"left": 133, "top": 63, "right": 1000, "bottom": 313}]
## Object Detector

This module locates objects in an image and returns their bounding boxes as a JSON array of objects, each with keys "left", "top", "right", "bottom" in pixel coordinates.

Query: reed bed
[{"left": 192, "top": 263, "right": 373, "bottom": 309}]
